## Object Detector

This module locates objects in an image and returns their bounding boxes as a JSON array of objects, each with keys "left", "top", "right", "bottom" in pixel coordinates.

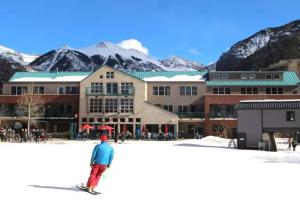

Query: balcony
[
  {"left": 85, "top": 87, "right": 135, "bottom": 96},
  {"left": 209, "top": 112, "right": 236, "bottom": 118},
  {"left": 176, "top": 112, "right": 205, "bottom": 118}
]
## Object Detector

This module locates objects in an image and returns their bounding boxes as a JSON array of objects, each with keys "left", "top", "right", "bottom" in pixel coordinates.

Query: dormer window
[
  {"left": 213, "top": 74, "right": 221, "bottom": 79},
  {"left": 265, "top": 74, "right": 272, "bottom": 79},
  {"left": 241, "top": 74, "right": 248, "bottom": 79},
  {"left": 249, "top": 74, "right": 256, "bottom": 79},
  {"left": 222, "top": 74, "right": 228, "bottom": 80},
  {"left": 273, "top": 74, "right": 280, "bottom": 79}
]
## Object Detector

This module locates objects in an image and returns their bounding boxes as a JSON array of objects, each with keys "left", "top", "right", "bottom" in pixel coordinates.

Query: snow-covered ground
[{"left": 0, "top": 137, "right": 300, "bottom": 200}]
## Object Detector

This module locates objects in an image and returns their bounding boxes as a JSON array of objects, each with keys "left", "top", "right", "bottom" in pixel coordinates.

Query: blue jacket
[{"left": 90, "top": 142, "right": 114, "bottom": 166}]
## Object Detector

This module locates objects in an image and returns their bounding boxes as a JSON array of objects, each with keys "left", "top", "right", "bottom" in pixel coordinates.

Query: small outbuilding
[{"left": 236, "top": 99, "right": 300, "bottom": 150}]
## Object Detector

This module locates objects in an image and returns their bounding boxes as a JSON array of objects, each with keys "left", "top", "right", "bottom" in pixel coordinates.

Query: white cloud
[
  {"left": 188, "top": 47, "right": 201, "bottom": 55},
  {"left": 117, "top": 39, "right": 149, "bottom": 55}
]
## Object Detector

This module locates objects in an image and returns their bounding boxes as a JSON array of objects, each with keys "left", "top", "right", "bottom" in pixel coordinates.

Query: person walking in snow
[
  {"left": 292, "top": 134, "right": 298, "bottom": 151},
  {"left": 288, "top": 136, "right": 292, "bottom": 150},
  {"left": 85, "top": 134, "right": 114, "bottom": 193}
]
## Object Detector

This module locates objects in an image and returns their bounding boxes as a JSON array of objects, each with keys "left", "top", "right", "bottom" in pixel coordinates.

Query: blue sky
[{"left": 0, "top": 0, "right": 300, "bottom": 65}]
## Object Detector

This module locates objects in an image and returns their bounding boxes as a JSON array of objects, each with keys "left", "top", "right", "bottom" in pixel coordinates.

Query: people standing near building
[
  {"left": 292, "top": 133, "right": 298, "bottom": 151},
  {"left": 288, "top": 136, "right": 292, "bottom": 150},
  {"left": 85, "top": 134, "right": 114, "bottom": 193},
  {"left": 114, "top": 131, "right": 118, "bottom": 143},
  {"left": 20, "top": 129, "right": 27, "bottom": 143}
]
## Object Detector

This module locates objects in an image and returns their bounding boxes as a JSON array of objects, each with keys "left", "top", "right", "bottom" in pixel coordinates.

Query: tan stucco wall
[
  {"left": 147, "top": 82, "right": 206, "bottom": 112},
  {"left": 79, "top": 66, "right": 178, "bottom": 133}
]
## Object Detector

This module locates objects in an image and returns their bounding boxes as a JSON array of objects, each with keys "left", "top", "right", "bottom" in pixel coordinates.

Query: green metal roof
[
  {"left": 207, "top": 71, "right": 299, "bottom": 86},
  {"left": 10, "top": 71, "right": 92, "bottom": 82},
  {"left": 127, "top": 71, "right": 208, "bottom": 80}
]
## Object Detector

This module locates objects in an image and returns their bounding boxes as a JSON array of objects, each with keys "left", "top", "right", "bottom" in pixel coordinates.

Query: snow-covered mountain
[
  {"left": 0, "top": 45, "right": 37, "bottom": 66},
  {"left": 160, "top": 56, "right": 205, "bottom": 71},
  {"left": 29, "top": 45, "right": 94, "bottom": 71},
  {"left": 216, "top": 19, "right": 300, "bottom": 71},
  {"left": 80, "top": 41, "right": 164, "bottom": 71},
  {"left": 28, "top": 42, "right": 206, "bottom": 72}
]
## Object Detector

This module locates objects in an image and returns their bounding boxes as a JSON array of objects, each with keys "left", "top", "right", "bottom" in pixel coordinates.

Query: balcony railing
[
  {"left": 176, "top": 112, "right": 205, "bottom": 118},
  {"left": 209, "top": 112, "right": 236, "bottom": 118},
  {"left": 85, "top": 87, "right": 135, "bottom": 96}
]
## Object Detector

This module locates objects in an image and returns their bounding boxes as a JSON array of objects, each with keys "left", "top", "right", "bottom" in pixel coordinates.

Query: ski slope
[{"left": 0, "top": 137, "right": 299, "bottom": 200}]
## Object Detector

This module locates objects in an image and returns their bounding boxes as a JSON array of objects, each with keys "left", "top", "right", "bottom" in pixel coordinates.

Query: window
[
  {"left": 98, "top": 118, "right": 103, "bottom": 122},
  {"left": 249, "top": 74, "right": 256, "bottom": 79},
  {"left": 153, "top": 86, "right": 170, "bottom": 96},
  {"left": 213, "top": 74, "right": 221, "bottom": 79},
  {"left": 192, "top": 87, "right": 197, "bottom": 95},
  {"left": 11, "top": 86, "right": 28, "bottom": 95},
  {"left": 120, "top": 98, "right": 133, "bottom": 113},
  {"left": 33, "top": 86, "right": 45, "bottom": 94},
  {"left": 266, "top": 87, "right": 284, "bottom": 94},
  {"left": 99, "top": 75, "right": 103, "bottom": 79},
  {"left": 241, "top": 87, "right": 258, "bottom": 94},
  {"left": 89, "top": 98, "right": 103, "bottom": 113},
  {"left": 89, "top": 118, "right": 94, "bottom": 123},
  {"left": 121, "top": 82, "right": 134, "bottom": 95},
  {"left": 106, "top": 83, "right": 118, "bottom": 94},
  {"left": 274, "top": 74, "right": 280, "bottom": 79},
  {"left": 163, "top": 105, "right": 173, "bottom": 112},
  {"left": 106, "top": 72, "right": 114, "bottom": 78},
  {"left": 266, "top": 87, "right": 271, "bottom": 94},
  {"left": 180, "top": 86, "right": 197, "bottom": 96},
  {"left": 212, "top": 87, "right": 230, "bottom": 94},
  {"left": 113, "top": 118, "right": 118, "bottom": 122},
  {"left": 105, "top": 118, "right": 110, "bottom": 122},
  {"left": 82, "top": 118, "right": 87, "bottom": 123},
  {"left": 213, "top": 88, "right": 218, "bottom": 94},
  {"left": 286, "top": 111, "right": 295, "bottom": 121},
  {"left": 58, "top": 87, "right": 64, "bottom": 94},
  {"left": 91, "top": 83, "right": 103, "bottom": 94},
  {"left": 241, "top": 88, "right": 246, "bottom": 94},
  {"left": 66, "top": 105, "right": 72, "bottom": 114},
  {"left": 153, "top": 86, "right": 158, "bottom": 95},
  {"left": 222, "top": 74, "right": 228, "bottom": 80},
  {"left": 241, "top": 74, "right": 248, "bottom": 79},
  {"left": 136, "top": 118, "right": 141, "bottom": 123},
  {"left": 253, "top": 88, "right": 258, "bottom": 94},
  {"left": 225, "top": 88, "right": 231, "bottom": 94},
  {"left": 66, "top": 86, "right": 79, "bottom": 94},
  {"left": 178, "top": 105, "right": 188, "bottom": 113},
  {"left": 120, "top": 118, "right": 125, "bottom": 122},
  {"left": 128, "top": 118, "right": 133, "bottom": 122},
  {"left": 105, "top": 98, "right": 118, "bottom": 113},
  {"left": 265, "top": 74, "right": 272, "bottom": 79}
]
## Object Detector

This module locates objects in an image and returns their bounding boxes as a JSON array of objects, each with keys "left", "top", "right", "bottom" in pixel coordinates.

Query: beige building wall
[
  {"left": 79, "top": 65, "right": 178, "bottom": 135},
  {"left": 2, "top": 82, "right": 80, "bottom": 95},
  {"left": 147, "top": 81, "right": 206, "bottom": 113}
]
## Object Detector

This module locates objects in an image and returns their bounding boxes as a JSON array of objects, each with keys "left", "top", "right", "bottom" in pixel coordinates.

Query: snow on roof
[
  {"left": 10, "top": 72, "right": 91, "bottom": 82},
  {"left": 143, "top": 75, "right": 205, "bottom": 82}
]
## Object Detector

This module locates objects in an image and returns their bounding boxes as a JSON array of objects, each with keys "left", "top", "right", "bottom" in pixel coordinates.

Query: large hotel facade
[{"left": 0, "top": 65, "right": 299, "bottom": 138}]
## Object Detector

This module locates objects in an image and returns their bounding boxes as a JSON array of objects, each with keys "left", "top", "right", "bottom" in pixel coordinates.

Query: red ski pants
[{"left": 87, "top": 164, "right": 107, "bottom": 188}]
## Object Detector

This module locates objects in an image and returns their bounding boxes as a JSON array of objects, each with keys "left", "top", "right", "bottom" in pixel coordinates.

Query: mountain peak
[{"left": 216, "top": 19, "right": 300, "bottom": 71}]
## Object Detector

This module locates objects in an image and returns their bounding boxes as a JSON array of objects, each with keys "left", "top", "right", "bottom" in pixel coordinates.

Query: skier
[{"left": 85, "top": 134, "right": 114, "bottom": 193}]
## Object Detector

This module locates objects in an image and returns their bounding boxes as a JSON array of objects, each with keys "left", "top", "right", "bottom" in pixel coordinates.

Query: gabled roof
[
  {"left": 9, "top": 72, "right": 91, "bottom": 82},
  {"left": 207, "top": 71, "right": 299, "bottom": 86},
  {"left": 127, "top": 71, "right": 208, "bottom": 82}
]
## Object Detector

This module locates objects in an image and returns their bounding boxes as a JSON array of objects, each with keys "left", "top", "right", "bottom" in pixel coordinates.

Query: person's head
[{"left": 100, "top": 134, "right": 108, "bottom": 142}]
